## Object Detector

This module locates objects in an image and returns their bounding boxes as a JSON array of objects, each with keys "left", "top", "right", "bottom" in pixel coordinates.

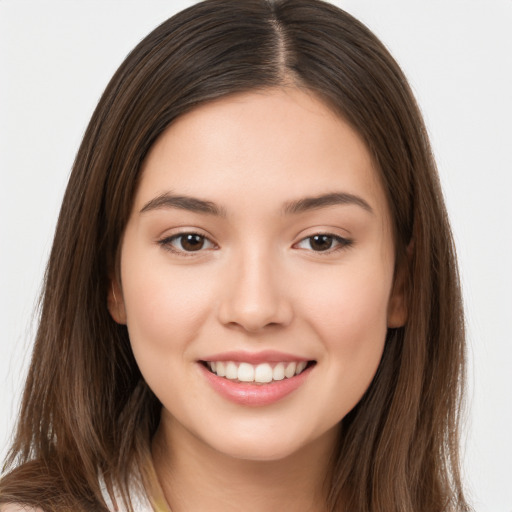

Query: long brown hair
[{"left": 0, "top": 1, "right": 470, "bottom": 511}]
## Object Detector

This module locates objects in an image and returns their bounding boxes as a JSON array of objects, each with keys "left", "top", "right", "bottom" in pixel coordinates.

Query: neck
[{"left": 151, "top": 413, "right": 337, "bottom": 512}]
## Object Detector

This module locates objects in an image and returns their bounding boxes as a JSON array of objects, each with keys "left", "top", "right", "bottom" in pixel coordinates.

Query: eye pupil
[
  {"left": 310, "top": 235, "right": 333, "bottom": 251},
  {"left": 181, "top": 234, "right": 204, "bottom": 251}
]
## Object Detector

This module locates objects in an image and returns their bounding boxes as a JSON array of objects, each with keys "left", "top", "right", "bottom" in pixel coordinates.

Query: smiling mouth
[{"left": 201, "top": 360, "right": 316, "bottom": 384}]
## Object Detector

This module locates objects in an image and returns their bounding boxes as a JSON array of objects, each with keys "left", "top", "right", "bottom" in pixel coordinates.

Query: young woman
[{"left": 0, "top": 1, "right": 471, "bottom": 511}]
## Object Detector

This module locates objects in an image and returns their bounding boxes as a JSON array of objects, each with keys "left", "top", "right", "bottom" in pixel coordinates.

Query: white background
[{"left": 1, "top": 1, "right": 511, "bottom": 511}]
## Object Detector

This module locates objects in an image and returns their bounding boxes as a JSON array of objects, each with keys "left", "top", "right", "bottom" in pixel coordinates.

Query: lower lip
[{"left": 199, "top": 363, "right": 313, "bottom": 406}]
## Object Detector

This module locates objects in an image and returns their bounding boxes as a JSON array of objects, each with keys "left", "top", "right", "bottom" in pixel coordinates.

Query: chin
[
  {"left": 214, "top": 439, "right": 306, "bottom": 463},
  {"left": 202, "top": 421, "right": 337, "bottom": 464}
]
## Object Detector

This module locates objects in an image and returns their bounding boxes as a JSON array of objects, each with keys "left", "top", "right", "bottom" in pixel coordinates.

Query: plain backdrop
[{"left": 1, "top": 1, "right": 511, "bottom": 511}]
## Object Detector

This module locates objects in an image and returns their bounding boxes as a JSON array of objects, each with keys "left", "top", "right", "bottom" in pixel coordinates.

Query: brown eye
[
  {"left": 295, "top": 234, "right": 351, "bottom": 253},
  {"left": 309, "top": 235, "right": 334, "bottom": 251},
  {"left": 160, "top": 233, "right": 215, "bottom": 254},
  {"left": 180, "top": 234, "right": 205, "bottom": 251}
]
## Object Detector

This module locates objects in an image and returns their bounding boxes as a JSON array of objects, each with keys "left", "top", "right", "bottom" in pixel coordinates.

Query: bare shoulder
[{"left": 0, "top": 505, "right": 44, "bottom": 512}]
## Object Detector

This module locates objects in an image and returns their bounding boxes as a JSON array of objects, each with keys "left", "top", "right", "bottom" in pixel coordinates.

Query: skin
[{"left": 109, "top": 87, "right": 406, "bottom": 512}]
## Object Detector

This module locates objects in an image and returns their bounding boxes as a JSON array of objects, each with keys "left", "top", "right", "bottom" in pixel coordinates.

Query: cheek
[
  {"left": 120, "top": 246, "right": 215, "bottom": 364},
  {"left": 298, "top": 259, "right": 392, "bottom": 391},
  {"left": 303, "top": 260, "right": 391, "bottom": 333},
  {"left": 120, "top": 258, "right": 219, "bottom": 410}
]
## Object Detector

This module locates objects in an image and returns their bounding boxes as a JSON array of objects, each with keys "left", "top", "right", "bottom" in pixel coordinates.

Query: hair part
[{"left": 1, "top": 1, "right": 469, "bottom": 511}]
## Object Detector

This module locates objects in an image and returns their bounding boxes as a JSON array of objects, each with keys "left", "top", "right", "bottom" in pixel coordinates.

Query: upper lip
[{"left": 200, "top": 350, "right": 312, "bottom": 365}]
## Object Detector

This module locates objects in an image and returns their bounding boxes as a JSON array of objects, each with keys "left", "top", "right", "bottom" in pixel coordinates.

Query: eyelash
[
  {"left": 158, "top": 232, "right": 217, "bottom": 256},
  {"left": 294, "top": 233, "right": 353, "bottom": 254},
  {"left": 158, "top": 232, "right": 353, "bottom": 256}
]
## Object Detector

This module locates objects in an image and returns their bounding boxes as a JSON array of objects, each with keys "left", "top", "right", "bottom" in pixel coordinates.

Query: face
[{"left": 109, "top": 88, "right": 406, "bottom": 462}]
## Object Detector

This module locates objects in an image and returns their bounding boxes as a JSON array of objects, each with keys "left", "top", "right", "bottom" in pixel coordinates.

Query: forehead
[{"left": 135, "top": 88, "right": 388, "bottom": 219}]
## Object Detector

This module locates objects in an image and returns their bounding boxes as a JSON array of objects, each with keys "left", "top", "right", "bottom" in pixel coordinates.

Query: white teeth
[
  {"left": 273, "top": 363, "right": 285, "bottom": 381},
  {"left": 238, "top": 362, "right": 255, "bottom": 382},
  {"left": 225, "top": 362, "right": 238, "bottom": 380},
  {"left": 296, "top": 361, "right": 307, "bottom": 375},
  {"left": 254, "top": 363, "right": 273, "bottom": 383},
  {"left": 207, "top": 360, "right": 309, "bottom": 382},
  {"left": 216, "top": 361, "right": 226, "bottom": 377},
  {"left": 284, "top": 362, "right": 297, "bottom": 378}
]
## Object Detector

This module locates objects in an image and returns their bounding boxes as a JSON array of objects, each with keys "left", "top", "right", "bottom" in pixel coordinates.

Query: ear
[
  {"left": 107, "top": 279, "right": 127, "bottom": 324},
  {"left": 387, "top": 243, "right": 412, "bottom": 328}
]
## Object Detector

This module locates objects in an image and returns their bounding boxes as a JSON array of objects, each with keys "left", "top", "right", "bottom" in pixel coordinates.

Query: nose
[{"left": 217, "top": 248, "right": 293, "bottom": 333}]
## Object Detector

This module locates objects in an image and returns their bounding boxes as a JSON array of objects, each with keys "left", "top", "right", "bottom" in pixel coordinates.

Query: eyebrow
[
  {"left": 140, "top": 192, "right": 227, "bottom": 217},
  {"left": 139, "top": 191, "right": 373, "bottom": 217},
  {"left": 282, "top": 192, "right": 374, "bottom": 215}
]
